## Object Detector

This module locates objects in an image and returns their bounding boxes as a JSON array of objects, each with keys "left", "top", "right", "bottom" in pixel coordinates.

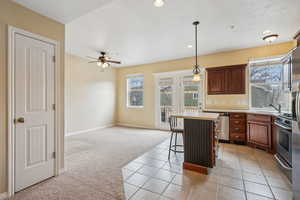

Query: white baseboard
[
  {"left": 117, "top": 123, "right": 153, "bottom": 129},
  {"left": 117, "top": 123, "right": 168, "bottom": 132},
  {"left": 0, "top": 192, "right": 8, "bottom": 200},
  {"left": 66, "top": 124, "right": 115, "bottom": 137}
]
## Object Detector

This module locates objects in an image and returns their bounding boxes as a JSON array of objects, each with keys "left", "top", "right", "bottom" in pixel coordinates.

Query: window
[
  {"left": 127, "top": 75, "right": 144, "bottom": 107},
  {"left": 184, "top": 86, "right": 199, "bottom": 107},
  {"left": 159, "top": 78, "right": 173, "bottom": 123},
  {"left": 250, "top": 57, "right": 291, "bottom": 112},
  {"left": 192, "top": 93, "right": 198, "bottom": 100},
  {"left": 183, "top": 75, "right": 202, "bottom": 109}
]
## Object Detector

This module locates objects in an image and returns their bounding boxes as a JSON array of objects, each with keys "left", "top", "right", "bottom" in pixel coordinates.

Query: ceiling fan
[{"left": 87, "top": 51, "right": 121, "bottom": 69}]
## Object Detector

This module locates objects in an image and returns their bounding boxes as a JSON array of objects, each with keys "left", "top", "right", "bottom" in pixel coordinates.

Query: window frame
[
  {"left": 126, "top": 74, "right": 144, "bottom": 108},
  {"left": 249, "top": 55, "right": 289, "bottom": 111}
]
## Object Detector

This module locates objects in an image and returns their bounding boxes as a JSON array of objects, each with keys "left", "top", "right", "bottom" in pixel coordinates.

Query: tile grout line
[
  {"left": 257, "top": 158, "right": 277, "bottom": 199},
  {"left": 126, "top": 145, "right": 182, "bottom": 199},
  {"left": 235, "top": 145, "right": 248, "bottom": 200},
  {"left": 242, "top": 148, "right": 278, "bottom": 199},
  {"left": 128, "top": 142, "right": 286, "bottom": 200}
]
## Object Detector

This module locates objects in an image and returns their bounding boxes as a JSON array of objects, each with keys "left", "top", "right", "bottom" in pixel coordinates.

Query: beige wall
[
  {"left": 65, "top": 54, "right": 117, "bottom": 134},
  {"left": 0, "top": 0, "right": 65, "bottom": 193},
  {"left": 116, "top": 41, "right": 296, "bottom": 129}
]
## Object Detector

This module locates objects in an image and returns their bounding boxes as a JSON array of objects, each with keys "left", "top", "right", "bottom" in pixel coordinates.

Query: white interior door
[
  {"left": 14, "top": 33, "right": 55, "bottom": 192},
  {"left": 155, "top": 72, "right": 203, "bottom": 130}
]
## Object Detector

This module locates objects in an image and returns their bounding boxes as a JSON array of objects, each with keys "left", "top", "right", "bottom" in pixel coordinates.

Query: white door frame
[
  {"left": 154, "top": 70, "right": 204, "bottom": 129},
  {"left": 7, "top": 26, "right": 62, "bottom": 197}
]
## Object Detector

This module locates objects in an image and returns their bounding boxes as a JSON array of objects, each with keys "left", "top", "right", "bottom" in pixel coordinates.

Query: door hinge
[
  {"left": 52, "top": 104, "right": 56, "bottom": 111},
  {"left": 52, "top": 56, "right": 56, "bottom": 63},
  {"left": 52, "top": 152, "right": 56, "bottom": 159}
]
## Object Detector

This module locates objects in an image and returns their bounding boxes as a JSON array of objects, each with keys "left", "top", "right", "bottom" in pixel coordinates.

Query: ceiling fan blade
[
  {"left": 106, "top": 60, "right": 121, "bottom": 64},
  {"left": 86, "top": 56, "right": 98, "bottom": 60},
  {"left": 88, "top": 61, "right": 98, "bottom": 63}
]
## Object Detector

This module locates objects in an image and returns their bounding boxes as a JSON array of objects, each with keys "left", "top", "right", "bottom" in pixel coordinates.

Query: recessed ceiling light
[
  {"left": 262, "top": 30, "right": 279, "bottom": 43},
  {"left": 187, "top": 45, "right": 193, "bottom": 48},
  {"left": 153, "top": 0, "right": 164, "bottom": 7}
]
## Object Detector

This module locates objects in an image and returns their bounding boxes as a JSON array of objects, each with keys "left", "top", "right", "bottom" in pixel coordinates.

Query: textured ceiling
[{"left": 13, "top": 0, "right": 300, "bottom": 67}]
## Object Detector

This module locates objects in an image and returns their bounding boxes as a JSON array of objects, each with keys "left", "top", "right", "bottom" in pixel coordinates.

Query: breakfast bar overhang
[{"left": 171, "top": 113, "right": 220, "bottom": 174}]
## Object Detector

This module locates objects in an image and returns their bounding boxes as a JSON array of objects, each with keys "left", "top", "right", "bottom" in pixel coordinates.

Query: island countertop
[{"left": 170, "top": 112, "right": 220, "bottom": 121}]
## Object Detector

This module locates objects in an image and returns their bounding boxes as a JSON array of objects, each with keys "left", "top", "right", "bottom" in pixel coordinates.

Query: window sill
[{"left": 127, "top": 106, "right": 144, "bottom": 109}]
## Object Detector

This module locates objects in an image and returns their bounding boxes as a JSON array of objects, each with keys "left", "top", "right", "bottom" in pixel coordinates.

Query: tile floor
[{"left": 122, "top": 140, "right": 293, "bottom": 200}]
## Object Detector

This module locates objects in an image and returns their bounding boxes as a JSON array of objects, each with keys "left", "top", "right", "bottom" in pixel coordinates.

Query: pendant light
[{"left": 192, "top": 21, "right": 201, "bottom": 81}]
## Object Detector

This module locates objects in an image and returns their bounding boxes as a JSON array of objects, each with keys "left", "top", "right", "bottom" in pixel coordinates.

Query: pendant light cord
[
  {"left": 195, "top": 22, "right": 198, "bottom": 67},
  {"left": 193, "top": 21, "right": 200, "bottom": 73}
]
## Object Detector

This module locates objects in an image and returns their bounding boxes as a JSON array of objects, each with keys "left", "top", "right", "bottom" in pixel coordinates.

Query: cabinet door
[
  {"left": 294, "top": 30, "right": 300, "bottom": 46},
  {"left": 247, "top": 121, "right": 271, "bottom": 148},
  {"left": 226, "top": 66, "right": 245, "bottom": 94},
  {"left": 207, "top": 70, "right": 225, "bottom": 95}
]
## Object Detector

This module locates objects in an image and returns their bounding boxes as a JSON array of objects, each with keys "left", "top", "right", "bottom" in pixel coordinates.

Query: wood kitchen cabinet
[
  {"left": 247, "top": 114, "right": 272, "bottom": 151},
  {"left": 294, "top": 30, "right": 300, "bottom": 46},
  {"left": 207, "top": 69, "right": 225, "bottom": 94},
  {"left": 229, "top": 113, "right": 246, "bottom": 142},
  {"left": 206, "top": 65, "right": 246, "bottom": 95}
]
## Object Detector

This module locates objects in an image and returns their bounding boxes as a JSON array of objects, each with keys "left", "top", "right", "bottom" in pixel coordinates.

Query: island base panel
[
  {"left": 183, "top": 162, "right": 208, "bottom": 174},
  {"left": 184, "top": 119, "right": 214, "bottom": 168}
]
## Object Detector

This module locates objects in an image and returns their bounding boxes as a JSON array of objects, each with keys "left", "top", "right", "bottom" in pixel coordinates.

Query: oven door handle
[
  {"left": 274, "top": 154, "right": 292, "bottom": 171},
  {"left": 274, "top": 122, "right": 292, "bottom": 131}
]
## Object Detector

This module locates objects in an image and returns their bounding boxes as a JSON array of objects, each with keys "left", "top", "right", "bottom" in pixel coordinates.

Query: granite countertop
[
  {"left": 202, "top": 108, "right": 280, "bottom": 116},
  {"left": 171, "top": 112, "right": 220, "bottom": 121}
]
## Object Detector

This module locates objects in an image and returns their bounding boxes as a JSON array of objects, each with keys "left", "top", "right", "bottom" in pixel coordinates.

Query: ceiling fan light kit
[{"left": 88, "top": 51, "right": 121, "bottom": 70}]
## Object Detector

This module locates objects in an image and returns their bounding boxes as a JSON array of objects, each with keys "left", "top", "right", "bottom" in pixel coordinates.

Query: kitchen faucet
[{"left": 269, "top": 104, "right": 281, "bottom": 113}]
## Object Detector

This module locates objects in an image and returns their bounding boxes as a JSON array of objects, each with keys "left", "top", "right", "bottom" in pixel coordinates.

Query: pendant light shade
[
  {"left": 192, "top": 21, "right": 202, "bottom": 81},
  {"left": 192, "top": 70, "right": 201, "bottom": 81}
]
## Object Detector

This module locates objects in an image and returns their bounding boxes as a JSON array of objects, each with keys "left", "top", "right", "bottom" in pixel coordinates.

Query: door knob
[{"left": 15, "top": 117, "right": 25, "bottom": 123}]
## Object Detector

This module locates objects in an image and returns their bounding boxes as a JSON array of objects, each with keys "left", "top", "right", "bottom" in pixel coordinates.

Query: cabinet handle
[
  {"left": 235, "top": 136, "right": 240, "bottom": 138},
  {"left": 234, "top": 115, "right": 240, "bottom": 118},
  {"left": 235, "top": 128, "right": 240, "bottom": 131},
  {"left": 234, "top": 121, "right": 240, "bottom": 124}
]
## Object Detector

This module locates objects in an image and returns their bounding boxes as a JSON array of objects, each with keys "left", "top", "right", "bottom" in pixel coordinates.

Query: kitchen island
[{"left": 171, "top": 113, "right": 220, "bottom": 174}]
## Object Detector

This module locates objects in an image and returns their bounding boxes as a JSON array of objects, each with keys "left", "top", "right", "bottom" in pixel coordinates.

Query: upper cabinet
[
  {"left": 294, "top": 30, "right": 300, "bottom": 46},
  {"left": 207, "top": 68, "right": 226, "bottom": 94},
  {"left": 206, "top": 64, "right": 246, "bottom": 95}
]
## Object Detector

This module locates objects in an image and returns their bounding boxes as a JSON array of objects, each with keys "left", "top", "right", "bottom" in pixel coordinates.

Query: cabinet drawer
[
  {"left": 230, "top": 113, "right": 246, "bottom": 120},
  {"left": 230, "top": 125, "right": 245, "bottom": 133},
  {"left": 230, "top": 119, "right": 246, "bottom": 126},
  {"left": 230, "top": 133, "right": 246, "bottom": 142},
  {"left": 247, "top": 114, "right": 271, "bottom": 122}
]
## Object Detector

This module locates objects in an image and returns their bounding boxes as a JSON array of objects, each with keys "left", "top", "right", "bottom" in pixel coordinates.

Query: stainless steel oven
[{"left": 274, "top": 114, "right": 292, "bottom": 182}]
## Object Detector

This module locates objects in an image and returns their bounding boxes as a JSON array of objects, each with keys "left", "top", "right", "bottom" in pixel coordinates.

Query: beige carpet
[{"left": 10, "top": 126, "right": 169, "bottom": 200}]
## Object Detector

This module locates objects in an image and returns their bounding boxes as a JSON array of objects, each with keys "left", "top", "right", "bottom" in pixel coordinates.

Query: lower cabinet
[
  {"left": 247, "top": 114, "right": 272, "bottom": 151},
  {"left": 229, "top": 113, "right": 246, "bottom": 142}
]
